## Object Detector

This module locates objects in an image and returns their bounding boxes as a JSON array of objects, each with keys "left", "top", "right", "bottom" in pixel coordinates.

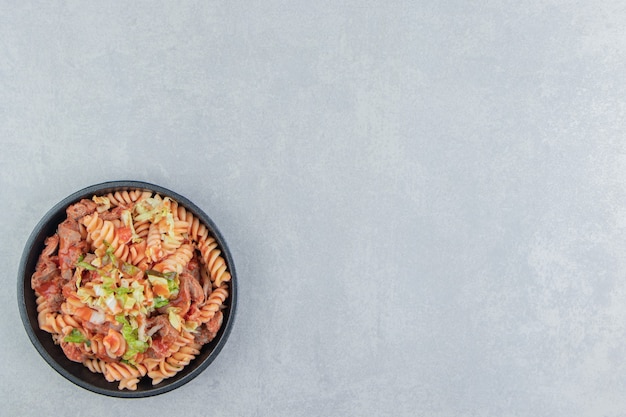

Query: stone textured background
[{"left": 2, "top": 1, "right": 626, "bottom": 415}]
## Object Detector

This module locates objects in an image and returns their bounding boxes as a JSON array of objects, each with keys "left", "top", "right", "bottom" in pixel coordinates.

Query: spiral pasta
[
  {"left": 133, "top": 219, "right": 151, "bottom": 240},
  {"left": 83, "top": 334, "right": 107, "bottom": 358},
  {"left": 36, "top": 295, "right": 54, "bottom": 333},
  {"left": 198, "top": 237, "right": 232, "bottom": 288},
  {"left": 89, "top": 220, "right": 130, "bottom": 261},
  {"left": 197, "top": 284, "right": 229, "bottom": 324},
  {"left": 45, "top": 313, "right": 82, "bottom": 335},
  {"left": 146, "top": 222, "right": 164, "bottom": 262},
  {"left": 30, "top": 189, "right": 231, "bottom": 390},
  {"left": 146, "top": 331, "right": 200, "bottom": 385},
  {"left": 152, "top": 243, "right": 194, "bottom": 274},
  {"left": 82, "top": 212, "right": 104, "bottom": 246},
  {"left": 104, "top": 190, "right": 152, "bottom": 208},
  {"left": 147, "top": 342, "right": 202, "bottom": 385}
]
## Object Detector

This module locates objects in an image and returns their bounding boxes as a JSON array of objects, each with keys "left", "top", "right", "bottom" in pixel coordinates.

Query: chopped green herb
[
  {"left": 121, "top": 262, "right": 140, "bottom": 276},
  {"left": 115, "top": 315, "right": 149, "bottom": 360},
  {"left": 167, "top": 278, "right": 179, "bottom": 295},
  {"left": 154, "top": 296, "right": 169, "bottom": 308},
  {"left": 115, "top": 286, "right": 133, "bottom": 295},
  {"left": 77, "top": 261, "right": 96, "bottom": 271},
  {"left": 146, "top": 270, "right": 164, "bottom": 278},
  {"left": 64, "top": 328, "right": 91, "bottom": 346},
  {"left": 103, "top": 241, "right": 118, "bottom": 266}
]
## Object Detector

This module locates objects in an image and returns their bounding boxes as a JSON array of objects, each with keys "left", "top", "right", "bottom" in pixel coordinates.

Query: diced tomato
[
  {"left": 62, "top": 282, "right": 75, "bottom": 298},
  {"left": 185, "top": 303, "right": 200, "bottom": 321},
  {"left": 61, "top": 341, "right": 86, "bottom": 363},
  {"left": 37, "top": 281, "right": 58, "bottom": 297},
  {"left": 152, "top": 284, "right": 169, "bottom": 298},
  {"left": 117, "top": 227, "right": 132, "bottom": 244},
  {"left": 59, "top": 246, "right": 83, "bottom": 270},
  {"left": 75, "top": 307, "right": 94, "bottom": 322},
  {"left": 151, "top": 338, "right": 170, "bottom": 358}
]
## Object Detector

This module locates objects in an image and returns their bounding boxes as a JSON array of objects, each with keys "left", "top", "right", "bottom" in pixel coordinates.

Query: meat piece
[
  {"left": 148, "top": 338, "right": 171, "bottom": 359},
  {"left": 146, "top": 315, "right": 179, "bottom": 343},
  {"left": 57, "top": 218, "right": 82, "bottom": 245},
  {"left": 183, "top": 254, "right": 213, "bottom": 301},
  {"left": 184, "top": 303, "right": 201, "bottom": 322},
  {"left": 181, "top": 272, "right": 204, "bottom": 305},
  {"left": 163, "top": 280, "right": 189, "bottom": 317},
  {"left": 206, "top": 310, "right": 223, "bottom": 334},
  {"left": 31, "top": 260, "right": 60, "bottom": 292},
  {"left": 60, "top": 341, "right": 87, "bottom": 363},
  {"left": 182, "top": 255, "right": 201, "bottom": 282},
  {"left": 194, "top": 325, "right": 213, "bottom": 345},
  {"left": 194, "top": 311, "right": 223, "bottom": 345},
  {"left": 57, "top": 218, "right": 89, "bottom": 281},
  {"left": 61, "top": 273, "right": 79, "bottom": 298},
  {"left": 145, "top": 315, "right": 180, "bottom": 359},
  {"left": 31, "top": 235, "right": 59, "bottom": 288},
  {"left": 66, "top": 199, "right": 97, "bottom": 221},
  {"left": 32, "top": 275, "right": 63, "bottom": 312},
  {"left": 158, "top": 272, "right": 206, "bottom": 319},
  {"left": 163, "top": 272, "right": 205, "bottom": 318},
  {"left": 47, "top": 292, "right": 64, "bottom": 312},
  {"left": 31, "top": 235, "right": 64, "bottom": 312},
  {"left": 41, "top": 234, "right": 59, "bottom": 258},
  {"left": 36, "top": 261, "right": 59, "bottom": 283},
  {"left": 82, "top": 319, "right": 121, "bottom": 336},
  {"left": 99, "top": 206, "right": 126, "bottom": 221}
]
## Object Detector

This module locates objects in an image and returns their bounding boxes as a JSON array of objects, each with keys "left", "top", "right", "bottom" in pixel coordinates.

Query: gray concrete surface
[{"left": 2, "top": 1, "right": 626, "bottom": 416}]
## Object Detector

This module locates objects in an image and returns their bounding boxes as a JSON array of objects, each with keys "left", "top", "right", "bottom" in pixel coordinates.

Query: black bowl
[{"left": 17, "top": 181, "right": 237, "bottom": 397}]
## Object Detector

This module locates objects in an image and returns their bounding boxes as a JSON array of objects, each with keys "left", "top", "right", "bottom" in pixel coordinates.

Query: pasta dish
[{"left": 30, "top": 189, "right": 231, "bottom": 390}]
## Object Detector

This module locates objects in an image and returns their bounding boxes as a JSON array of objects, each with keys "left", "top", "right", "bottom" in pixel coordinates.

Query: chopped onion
[{"left": 90, "top": 310, "right": 106, "bottom": 325}]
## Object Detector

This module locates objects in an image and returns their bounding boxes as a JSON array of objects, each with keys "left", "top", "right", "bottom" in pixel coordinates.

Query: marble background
[{"left": 2, "top": 1, "right": 626, "bottom": 416}]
